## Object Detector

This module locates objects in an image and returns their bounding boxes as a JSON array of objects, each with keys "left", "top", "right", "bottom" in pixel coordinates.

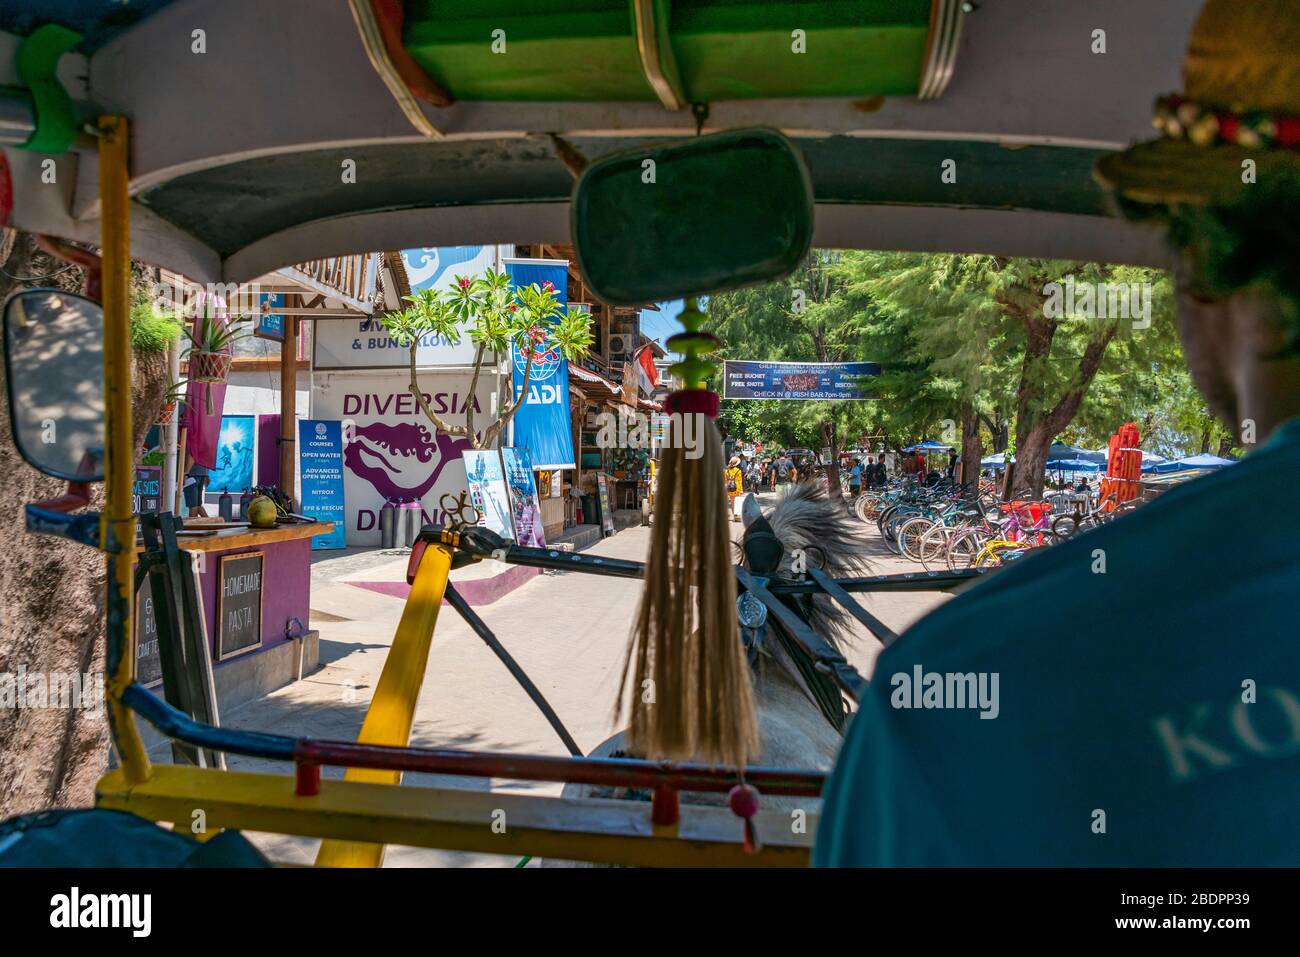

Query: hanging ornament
[{"left": 617, "top": 297, "right": 759, "bottom": 767}]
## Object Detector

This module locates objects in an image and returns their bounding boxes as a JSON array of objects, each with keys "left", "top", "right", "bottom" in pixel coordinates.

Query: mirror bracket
[{"left": 25, "top": 502, "right": 101, "bottom": 549}]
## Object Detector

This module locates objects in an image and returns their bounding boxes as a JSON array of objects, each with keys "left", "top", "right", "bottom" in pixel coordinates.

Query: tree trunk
[
  {"left": 1007, "top": 298, "right": 1120, "bottom": 499},
  {"left": 820, "top": 420, "right": 843, "bottom": 505},
  {"left": 1217, "top": 435, "right": 1234, "bottom": 458},
  {"left": 1010, "top": 423, "right": 1053, "bottom": 500},
  {"left": 0, "top": 231, "right": 167, "bottom": 816},
  {"left": 959, "top": 405, "right": 982, "bottom": 501}
]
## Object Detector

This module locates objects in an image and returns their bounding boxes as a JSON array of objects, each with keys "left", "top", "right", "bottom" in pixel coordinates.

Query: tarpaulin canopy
[
  {"left": 1147, "top": 453, "right": 1237, "bottom": 474},
  {"left": 1047, "top": 441, "right": 1090, "bottom": 459},
  {"left": 902, "top": 440, "right": 954, "bottom": 453},
  {"left": 1046, "top": 459, "right": 1101, "bottom": 472}
]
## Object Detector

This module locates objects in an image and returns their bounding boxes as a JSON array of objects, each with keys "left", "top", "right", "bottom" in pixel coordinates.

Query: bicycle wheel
[
  {"left": 918, "top": 524, "right": 955, "bottom": 571},
  {"left": 945, "top": 527, "right": 984, "bottom": 571},
  {"left": 1051, "top": 514, "right": 1079, "bottom": 539},
  {"left": 883, "top": 507, "right": 916, "bottom": 544},
  {"left": 897, "top": 517, "right": 935, "bottom": 562},
  {"left": 877, "top": 505, "right": 900, "bottom": 541}
]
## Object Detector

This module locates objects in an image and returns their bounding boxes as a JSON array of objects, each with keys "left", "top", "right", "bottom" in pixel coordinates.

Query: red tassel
[{"left": 729, "top": 783, "right": 761, "bottom": 854}]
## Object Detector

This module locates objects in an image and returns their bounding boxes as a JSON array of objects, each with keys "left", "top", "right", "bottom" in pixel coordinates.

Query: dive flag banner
[
  {"left": 503, "top": 258, "right": 575, "bottom": 469},
  {"left": 298, "top": 419, "right": 347, "bottom": 549},
  {"left": 722, "top": 360, "right": 881, "bottom": 401},
  {"left": 502, "top": 447, "right": 546, "bottom": 547},
  {"left": 463, "top": 450, "right": 514, "bottom": 540}
]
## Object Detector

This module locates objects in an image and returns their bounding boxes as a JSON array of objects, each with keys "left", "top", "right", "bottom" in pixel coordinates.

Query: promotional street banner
[
  {"left": 722, "top": 360, "right": 881, "bottom": 400},
  {"left": 314, "top": 245, "right": 506, "bottom": 368},
  {"left": 312, "top": 371, "right": 493, "bottom": 545},
  {"left": 463, "top": 449, "right": 514, "bottom": 540},
  {"left": 298, "top": 419, "right": 347, "bottom": 549},
  {"left": 503, "top": 258, "right": 575, "bottom": 469},
  {"left": 501, "top": 447, "right": 545, "bottom": 547}
]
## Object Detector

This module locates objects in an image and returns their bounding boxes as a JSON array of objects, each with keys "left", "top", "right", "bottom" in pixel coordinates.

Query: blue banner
[
  {"left": 298, "top": 419, "right": 347, "bottom": 549},
  {"left": 722, "top": 360, "right": 881, "bottom": 400},
  {"left": 503, "top": 259, "right": 575, "bottom": 469},
  {"left": 257, "top": 293, "right": 285, "bottom": 341}
]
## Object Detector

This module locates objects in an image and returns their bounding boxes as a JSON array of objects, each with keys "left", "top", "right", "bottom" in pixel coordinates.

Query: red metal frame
[{"left": 291, "top": 740, "right": 827, "bottom": 800}]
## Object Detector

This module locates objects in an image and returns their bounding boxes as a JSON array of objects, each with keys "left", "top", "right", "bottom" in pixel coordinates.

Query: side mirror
[
  {"left": 571, "top": 128, "right": 814, "bottom": 305},
  {"left": 3, "top": 289, "right": 105, "bottom": 482}
]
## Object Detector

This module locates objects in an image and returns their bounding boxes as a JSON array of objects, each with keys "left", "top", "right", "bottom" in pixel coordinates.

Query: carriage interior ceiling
[{"left": 0, "top": 0, "right": 1196, "bottom": 280}]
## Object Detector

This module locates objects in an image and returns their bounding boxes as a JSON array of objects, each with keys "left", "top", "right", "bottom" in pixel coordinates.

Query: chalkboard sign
[
  {"left": 135, "top": 587, "right": 163, "bottom": 688},
  {"left": 217, "top": 551, "right": 264, "bottom": 660},
  {"left": 596, "top": 472, "right": 615, "bottom": 536},
  {"left": 133, "top": 465, "right": 163, "bottom": 515}
]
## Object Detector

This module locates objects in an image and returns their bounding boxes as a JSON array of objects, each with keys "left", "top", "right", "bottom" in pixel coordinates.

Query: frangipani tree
[{"left": 380, "top": 267, "right": 594, "bottom": 449}]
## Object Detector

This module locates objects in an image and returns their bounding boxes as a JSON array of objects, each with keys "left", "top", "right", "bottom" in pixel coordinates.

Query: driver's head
[{"left": 1094, "top": 0, "right": 1300, "bottom": 442}]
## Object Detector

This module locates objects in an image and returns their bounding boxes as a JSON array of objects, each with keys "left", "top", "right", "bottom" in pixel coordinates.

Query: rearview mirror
[
  {"left": 3, "top": 289, "right": 105, "bottom": 482},
  {"left": 571, "top": 128, "right": 814, "bottom": 305}
]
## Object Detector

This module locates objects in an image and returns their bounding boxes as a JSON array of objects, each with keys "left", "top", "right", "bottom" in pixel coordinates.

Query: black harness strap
[
  {"left": 807, "top": 566, "right": 900, "bottom": 648},
  {"left": 735, "top": 566, "right": 867, "bottom": 704},
  {"left": 443, "top": 583, "right": 583, "bottom": 757}
]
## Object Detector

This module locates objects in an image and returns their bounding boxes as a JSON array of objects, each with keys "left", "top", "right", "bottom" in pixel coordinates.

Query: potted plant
[
  {"left": 182, "top": 315, "right": 247, "bottom": 385},
  {"left": 155, "top": 379, "right": 189, "bottom": 426}
]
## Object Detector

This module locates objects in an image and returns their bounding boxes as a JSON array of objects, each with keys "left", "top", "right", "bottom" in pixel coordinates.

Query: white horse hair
[{"left": 543, "top": 481, "right": 870, "bottom": 864}]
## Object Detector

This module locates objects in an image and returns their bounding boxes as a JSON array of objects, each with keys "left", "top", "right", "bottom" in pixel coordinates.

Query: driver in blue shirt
[{"left": 816, "top": 0, "right": 1300, "bottom": 867}]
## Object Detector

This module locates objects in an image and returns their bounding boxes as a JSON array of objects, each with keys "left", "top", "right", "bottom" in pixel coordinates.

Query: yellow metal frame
[
  {"left": 100, "top": 115, "right": 151, "bottom": 784},
  {"left": 315, "top": 540, "right": 453, "bottom": 867},
  {"left": 97, "top": 764, "right": 814, "bottom": 867}
]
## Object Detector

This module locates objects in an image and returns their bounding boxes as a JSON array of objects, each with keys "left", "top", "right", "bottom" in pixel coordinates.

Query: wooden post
[
  {"left": 174, "top": 426, "right": 188, "bottom": 515},
  {"left": 279, "top": 306, "right": 298, "bottom": 506}
]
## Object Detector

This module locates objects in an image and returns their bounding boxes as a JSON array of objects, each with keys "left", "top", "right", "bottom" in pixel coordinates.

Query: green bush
[{"left": 131, "top": 301, "right": 183, "bottom": 353}]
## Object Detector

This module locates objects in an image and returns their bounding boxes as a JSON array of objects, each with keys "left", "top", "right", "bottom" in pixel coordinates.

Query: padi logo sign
[
  {"left": 513, "top": 343, "right": 562, "bottom": 382},
  {"left": 50, "top": 887, "right": 151, "bottom": 937},
  {"left": 524, "top": 383, "right": 565, "bottom": 406}
]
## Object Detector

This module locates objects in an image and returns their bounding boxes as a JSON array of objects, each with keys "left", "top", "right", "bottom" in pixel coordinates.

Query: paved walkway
[{"left": 225, "top": 491, "right": 949, "bottom": 865}]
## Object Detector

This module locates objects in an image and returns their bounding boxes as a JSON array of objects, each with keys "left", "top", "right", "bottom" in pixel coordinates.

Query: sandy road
[{"left": 223, "top": 490, "right": 949, "bottom": 865}]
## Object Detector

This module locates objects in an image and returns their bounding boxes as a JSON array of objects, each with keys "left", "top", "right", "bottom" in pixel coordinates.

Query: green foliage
[
  {"left": 380, "top": 267, "right": 594, "bottom": 362},
  {"left": 130, "top": 301, "right": 183, "bottom": 353},
  {"left": 182, "top": 315, "right": 250, "bottom": 354},
  {"left": 711, "top": 249, "right": 1224, "bottom": 488}
]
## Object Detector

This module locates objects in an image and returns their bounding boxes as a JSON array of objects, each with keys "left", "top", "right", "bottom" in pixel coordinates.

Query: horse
[{"left": 543, "top": 480, "right": 870, "bottom": 863}]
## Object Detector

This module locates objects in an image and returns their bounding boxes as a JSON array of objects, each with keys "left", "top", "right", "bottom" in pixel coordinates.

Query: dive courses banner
[{"left": 298, "top": 419, "right": 347, "bottom": 549}]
